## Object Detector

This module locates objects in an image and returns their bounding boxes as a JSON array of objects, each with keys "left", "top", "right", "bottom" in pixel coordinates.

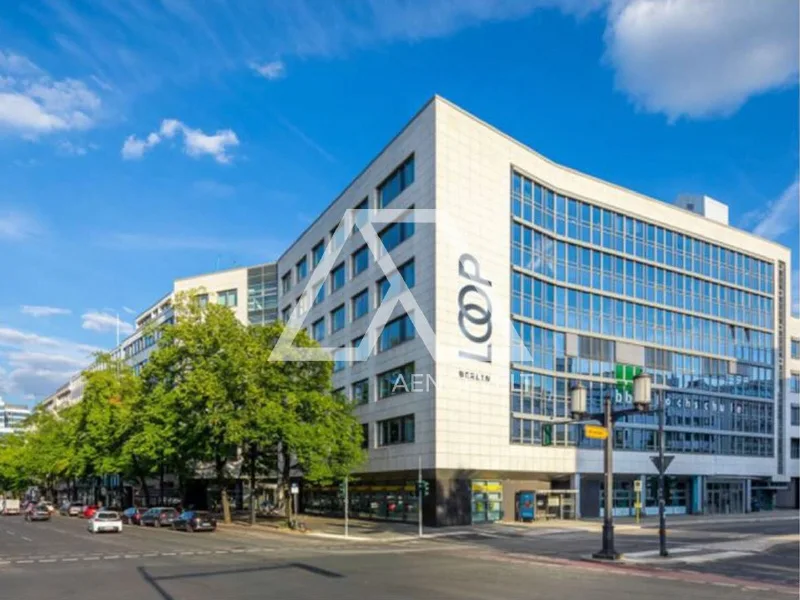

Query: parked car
[
  {"left": 2, "top": 499, "right": 20, "bottom": 515},
  {"left": 67, "top": 503, "right": 84, "bottom": 517},
  {"left": 25, "top": 505, "right": 51, "bottom": 522},
  {"left": 121, "top": 507, "right": 144, "bottom": 525},
  {"left": 139, "top": 507, "right": 178, "bottom": 527},
  {"left": 82, "top": 505, "right": 99, "bottom": 519},
  {"left": 172, "top": 510, "right": 217, "bottom": 532},
  {"left": 87, "top": 511, "right": 122, "bottom": 534}
]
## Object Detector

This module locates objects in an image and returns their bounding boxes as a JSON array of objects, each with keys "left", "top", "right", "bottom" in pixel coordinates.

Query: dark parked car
[
  {"left": 121, "top": 507, "right": 144, "bottom": 525},
  {"left": 139, "top": 507, "right": 178, "bottom": 527},
  {"left": 172, "top": 510, "right": 216, "bottom": 532},
  {"left": 25, "top": 504, "right": 51, "bottom": 522}
]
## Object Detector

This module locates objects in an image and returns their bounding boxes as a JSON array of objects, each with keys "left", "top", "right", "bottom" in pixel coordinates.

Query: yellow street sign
[{"left": 584, "top": 424, "right": 609, "bottom": 440}]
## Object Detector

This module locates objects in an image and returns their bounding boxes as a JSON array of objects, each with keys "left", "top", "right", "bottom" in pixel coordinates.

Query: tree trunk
[
  {"left": 159, "top": 461, "right": 165, "bottom": 506},
  {"left": 249, "top": 444, "right": 257, "bottom": 526},
  {"left": 281, "top": 447, "right": 292, "bottom": 524},
  {"left": 216, "top": 455, "right": 232, "bottom": 524},
  {"left": 139, "top": 475, "right": 150, "bottom": 507}
]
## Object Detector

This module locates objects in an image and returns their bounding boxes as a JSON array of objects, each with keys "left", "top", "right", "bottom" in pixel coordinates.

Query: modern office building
[
  {"left": 279, "top": 96, "right": 796, "bottom": 525},
  {"left": 778, "top": 315, "right": 800, "bottom": 508},
  {"left": 0, "top": 397, "right": 32, "bottom": 434},
  {"left": 42, "top": 262, "right": 278, "bottom": 409}
]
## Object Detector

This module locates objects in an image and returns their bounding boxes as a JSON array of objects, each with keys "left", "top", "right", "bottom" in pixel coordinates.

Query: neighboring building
[
  {"left": 0, "top": 397, "right": 32, "bottom": 434},
  {"left": 777, "top": 315, "right": 800, "bottom": 508},
  {"left": 279, "top": 96, "right": 794, "bottom": 525},
  {"left": 41, "top": 262, "right": 278, "bottom": 408}
]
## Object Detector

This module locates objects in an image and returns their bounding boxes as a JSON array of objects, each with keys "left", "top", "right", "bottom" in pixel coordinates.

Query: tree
[
  {"left": 247, "top": 323, "right": 364, "bottom": 524},
  {"left": 21, "top": 407, "right": 76, "bottom": 501},
  {"left": 0, "top": 433, "right": 31, "bottom": 494}
]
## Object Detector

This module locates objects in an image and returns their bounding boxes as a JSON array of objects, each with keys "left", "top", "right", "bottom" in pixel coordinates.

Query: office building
[
  {"left": 278, "top": 96, "right": 796, "bottom": 525},
  {"left": 0, "top": 397, "right": 31, "bottom": 434}
]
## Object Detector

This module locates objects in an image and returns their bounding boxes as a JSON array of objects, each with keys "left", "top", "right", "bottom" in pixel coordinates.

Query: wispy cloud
[
  {"left": 0, "top": 210, "right": 40, "bottom": 241},
  {"left": 81, "top": 311, "right": 134, "bottom": 335},
  {"left": 276, "top": 114, "right": 337, "bottom": 164},
  {"left": 251, "top": 60, "right": 285, "bottom": 80},
  {"left": 21, "top": 305, "right": 71, "bottom": 318},
  {"left": 0, "top": 50, "right": 102, "bottom": 135},
  {"left": 122, "top": 118, "right": 239, "bottom": 163},
  {"left": 56, "top": 139, "right": 89, "bottom": 156},
  {"left": 742, "top": 178, "right": 800, "bottom": 241},
  {"left": 122, "top": 306, "right": 137, "bottom": 315}
]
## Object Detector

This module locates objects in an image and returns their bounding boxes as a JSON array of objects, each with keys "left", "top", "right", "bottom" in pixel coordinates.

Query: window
[
  {"left": 792, "top": 438, "right": 800, "bottom": 460},
  {"left": 282, "top": 306, "right": 292, "bottom": 323},
  {"left": 333, "top": 347, "right": 346, "bottom": 372},
  {"left": 312, "top": 241, "right": 325, "bottom": 268},
  {"left": 352, "top": 245, "right": 369, "bottom": 277},
  {"left": 331, "top": 262, "right": 346, "bottom": 293},
  {"left": 313, "top": 282, "right": 325, "bottom": 306},
  {"left": 296, "top": 257, "right": 308, "bottom": 280},
  {"left": 352, "top": 288, "right": 369, "bottom": 320},
  {"left": 281, "top": 272, "right": 292, "bottom": 294},
  {"left": 352, "top": 379, "right": 369, "bottom": 405},
  {"left": 791, "top": 373, "right": 800, "bottom": 394},
  {"left": 792, "top": 338, "right": 800, "bottom": 360},
  {"left": 379, "top": 314, "right": 415, "bottom": 352},
  {"left": 217, "top": 289, "right": 238, "bottom": 307},
  {"left": 791, "top": 405, "right": 800, "bottom": 426},
  {"left": 378, "top": 414, "right": 415, "bottom": 446},
  {"left": 312, "top": 318, "right": 325, "bottom": 342},
  {"left": 331, "top": 304, "right": 345, "bottom": 333},
  {"left": 378, "top": 155, "right": 415, "bottom": 208},
  {"left": 330, "top": 225, "right": 345, "bottom": 253},
  {"left": 379, "top": 213, "right": 415, "bottom": 252},
  {"left": 378, "top": 362, "right": 415, "bottom": 399},
  {"left": 361, "top": 423, "right": 369, "bottom": 449},
  {"left": 196, "top": 293, "right": 209, "bottom": 308},
  {"left": 378, "top": 259, "right": 415, "bottom": 302},
  {"left": 354, "top": 198, "right": 369, "bottom": 230},
  {"left": 352, "top": 334, "right": 369, "bottom": 361}
]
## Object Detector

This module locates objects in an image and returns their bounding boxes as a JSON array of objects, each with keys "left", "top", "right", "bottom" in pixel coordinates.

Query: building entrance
[
  {"left": 705, "top": 481, "right": 745, "bottom": 514},
  {"left": 471, "top": 480, "right": 502, "bottom": 523}
]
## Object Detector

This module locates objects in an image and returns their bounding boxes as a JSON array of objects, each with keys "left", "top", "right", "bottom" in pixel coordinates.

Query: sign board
[
  {"left": 290, "top": 483, "right": 299, "bottom": 495},
  {"left": 584, "top": 424, "right": 609, "bottom": 440},
  {"left": 650, "top": 455, "right": 675, "bottom": 474},
  {"left": 615, "top": 364, "right": 642, "bottom": 394},
  {"left": 633, "top": 480, "right": 642, "bottom": 492}
]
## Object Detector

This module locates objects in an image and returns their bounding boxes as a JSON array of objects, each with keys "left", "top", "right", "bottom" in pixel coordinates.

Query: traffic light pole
[
  {"left": 593, "top": 395, "right": 619, "bottom": 560},
  {"left": 658, "top": 403, "right": 668, "bottom": 557},
  {"left": 418, "top": 456, "right": 423, "bottom": 538},
  {"left": 344, "top": 476, "right": 349, "bottom": 539}
]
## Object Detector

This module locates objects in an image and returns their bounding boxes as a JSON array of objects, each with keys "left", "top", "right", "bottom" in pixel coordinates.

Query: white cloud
[
  {"left": 251, "top": 60, "right": 285, "bottom": 80},
  {"left": 122, "top": 119, "right": 239, "bottom": 163},
  {"left": 742, "top": 178, "right": 800, "bottom": 241},
  {"left": 0, "top": 50, "right": 102, "bottom": 135},
  {"left": 21, "top": 305, "right": 71, "bottom": 318},
  {"left": 604, "top": 0, "right": 800, "bottom": 120},
  {"left": 0, "top": 210, "right": 39, "bottom": 240},
  {"left": 81, "top": 311, "right": 134, "bottom": 335},
  {"left": 56, "top": 139, "right": 88, "bottom": 156},
  {"left": 0, "top": 327, "right": 59, "bottom": 348}
]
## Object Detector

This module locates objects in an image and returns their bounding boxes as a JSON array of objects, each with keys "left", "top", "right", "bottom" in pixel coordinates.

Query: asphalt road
[{"left": 0, "top": 514, "right": 795, "bottom": 599}]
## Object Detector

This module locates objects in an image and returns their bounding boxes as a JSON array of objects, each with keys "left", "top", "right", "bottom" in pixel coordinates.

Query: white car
[{"left": 88, "top": 511, "right": 123, "bottom": 534}]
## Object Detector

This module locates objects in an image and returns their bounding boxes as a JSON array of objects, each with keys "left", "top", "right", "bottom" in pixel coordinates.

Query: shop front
[
  {"left": 303, "top": 482, "right": 421, "bottom": 523},
  {"left": 471, "top": 480, "right": 503, "bottom": 523}
]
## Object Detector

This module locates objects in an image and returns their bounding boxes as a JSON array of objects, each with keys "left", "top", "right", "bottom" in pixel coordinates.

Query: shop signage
[
  {"left": 457, "top": 254, "right": 492, "bottom": 364},
  {"left": 584, "top": 424, "right": 609, "bottom": 440}
]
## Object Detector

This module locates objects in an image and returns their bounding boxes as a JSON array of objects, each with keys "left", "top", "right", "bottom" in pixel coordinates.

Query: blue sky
[{"left": 0, "top": 0, "right": 798, "bottom": 405}]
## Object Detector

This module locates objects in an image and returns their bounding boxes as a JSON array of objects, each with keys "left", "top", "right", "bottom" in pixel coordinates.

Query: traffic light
[
  {"left": 416, "top": 480, "right": 430, "bottom": 497},
  {"left": 542, "top": 423, "right": 553, "bottom": 446},
  {"left": 337, "top": 481, "right": 347, "bottom": 499}
]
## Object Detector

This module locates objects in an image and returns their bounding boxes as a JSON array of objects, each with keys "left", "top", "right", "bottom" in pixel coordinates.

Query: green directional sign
[
  {"left": 615, "top": 364, "right": 642, "bottom": 395},
  {"left": 542, "top": 423, "right": 553, "bottom": 446}
]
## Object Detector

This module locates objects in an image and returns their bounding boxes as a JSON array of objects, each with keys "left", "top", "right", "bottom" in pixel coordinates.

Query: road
[{"left": 0, "top": 513, "right": 795, "bottom": 599}]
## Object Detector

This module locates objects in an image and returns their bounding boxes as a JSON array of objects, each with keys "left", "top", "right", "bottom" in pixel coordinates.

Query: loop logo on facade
[{"left": 458, "top": 254, "right": 492, "bottom": 363}]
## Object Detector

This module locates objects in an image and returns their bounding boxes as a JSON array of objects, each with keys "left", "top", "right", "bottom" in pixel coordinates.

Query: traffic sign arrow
[{"left": 650, "top": 455, "right": 675, "bottom": 474}]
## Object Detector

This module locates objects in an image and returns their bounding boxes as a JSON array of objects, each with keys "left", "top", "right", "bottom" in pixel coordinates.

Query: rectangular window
[
  {"left": 791, "top": 373, "right": 800, "bottom": 394},
  {"left": 352, "top": 288, "right": 369, "bottom": 320},
  {"left": 313, "top": 282, "right": 325, "bottom": 306},
  {"left": 217, "top": 289, "right": 238, "bottom": 307},
  {"left": 792, "top": 438, "right": 800, "bottom": 460},
  {"left": 296, "top": 256, "right": 308, "bottom": 280},
  {"left": 792, "top": 338, "right": 800, "bottom": 360},
  {"left": 379, "top": 212, "right": 415, "bottom": 253},
  {"left": 312, "top": 318, "right": 325, "bottom": 342},
  {"left": 354, "top": 198, "right": 369, "bottom": 230},
  {"left": 312, "top": 241, "right": 325, "bottom": 267},
  {"left": 352, "top": 379, "right": 369, "bottom": 406},
  {"left": 282, "top": 306, "right": 292, "bottom": 323},
  {"left": 378, "top": 414, "right": 415, "bottom": 446},
  {"left": 331, "top": 262, "right": 346, "bottom": 293},
  {"left": 331, "top": 304, "right": 345, "bottom": 333},
  {"left": 791, "top": 405, "right": 800, "bottom": 426},
  {"left": 352, "top": 244, "right": 369, "bottom": 277},
  {"left": 378, "top": 362, "right": 415, "bottom": 399},
  {"left": 379, "top": 313, "right": 415, "bottom": 352},
  {"left": 333, "top": 347, "right": 346, "bottom": 372},
  {"left": 330, "top": 225, "right": 345, "bottom": 253},
  {"left": 281, "top": 272, "right": 292, "bottom": 294},
  {"left": 196, "top": 293, "right": 209, "bottom": 308},
  {"left": 378, "top": 155, "right": 415, "bottom": 208},
  {"left": 352, "top": 334, "right": 369, "bottom": 362},
  {"left": 361, "top": 423, "right": 369, "bottom": 449},
  {"left": 378, "top": 259, "right": 415, "bottom": 302}
]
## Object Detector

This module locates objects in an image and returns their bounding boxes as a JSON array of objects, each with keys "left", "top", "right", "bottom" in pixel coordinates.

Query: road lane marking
[
  {"left": 83, "top": 557, "right": 100, "bottom": 561},
  {"left": 161, "top": 552, "right": 176, "bottom": 556},
  {"left": 62, "top": 558, "right": 78, "bottom": 562},
  {"left": 0, "top": 561, "right": 10, "bottom": 565},
  {"left": 20, "top": 536, "right": 32, "bottom": 542},
  {"left": 39, "top": 559, "right": 57, "bottom": 563},
  {"left": 5, "top": 530, "right": 15, "bottom": 536},
  {"left": 214, "top": 550, "right": 228, "bottom": 554},
  {"left": 125, "top": 554, "right": 140, "bottom": 559},
  {"left": 104, "top": 555, "right": 120, "bottom": 560},
  {"left": 16, "top": 560, "right": 33, "bottom": 564},
  {"left": 179, "top": 551, "right": 194, "bottom": 555}
]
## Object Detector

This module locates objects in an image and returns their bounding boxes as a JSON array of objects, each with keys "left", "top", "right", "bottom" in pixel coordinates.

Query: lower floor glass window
[{"left": 378, "top": 414, "right": 415, "bottom": 446}]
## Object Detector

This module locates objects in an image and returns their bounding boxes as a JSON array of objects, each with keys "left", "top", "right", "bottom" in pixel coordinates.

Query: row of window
[
  {"left": 511, "top": 321, "right": 774, "bottom": 400},
  {"left": 511, "top": 171, "right": 774, "bottom": 294},
  {"left": 512, "top": 273, "right": 774, "bottom": 365},
  {"left": 792, "top": 338, "right": 800, "bottom": 360},
  {"left": 512, "top": 223, "right": 773, "bottom": 329},
  {"left": 330, "top": 315, "right": 417, "bottom": 373},
  {"left": 281, "top": 155, "right": 416, "bottom": 297}
]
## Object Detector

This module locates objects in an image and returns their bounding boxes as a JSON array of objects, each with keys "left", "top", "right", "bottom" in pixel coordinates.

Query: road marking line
[
  {"left": 160, "top": 552, "right": 176, "bottom": 556},
  {"left": 711, "top": 582, "right": 737, "bottom": 587},
  {"left": 62, "top": 558, "right": 78, "bottom": 562},
  {"left": 141, "top": 553, "right": 158, "bottom": 557},
  {"left": 39, "top": 559, "right": 57, "bottom": 563},
  {"left": 230, "top": 549, "right": 245, "bottom": 553},
  {"left": 5, "top": 530, "right": 15, "bottom": 536},
  {"left": 20, "top": 536, "right": 32, "bottom": 542},
  {"left": 214, "top": 550, "right": 228, "bottom": 554},
  {"left": 124, "top": 554, "right": 140, "bottom": 559},
  {"left": 179, "top": 551, "right": 194, "bottom": 555},
  {"left": 16, "top": 560, "right": 33, "bottom": 564},
  {"left": 0, "top": 561, "right": 10, "bottom": 565},
  {"left": 83, "top": 557, "right": 99, "bottom": 561},
  {"left": 104, "top": 555, "right": 120, "bottom": 560},
  {"left": 195, "top": 551, "right": 211, "bottom": 555}
]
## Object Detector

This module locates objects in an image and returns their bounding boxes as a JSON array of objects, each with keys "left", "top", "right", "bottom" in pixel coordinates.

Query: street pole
[
  {"left": 344, "top": 476, "right": 349, "bottom": 539},
  {"left": 658, "top": 400, "right": 668, "bottom": 557},
  {"left": 593, "top": 395, "right": 618, "bottom": 560},
  {"left": 418, "top": 455, "right": 423, "bottom": 538}
]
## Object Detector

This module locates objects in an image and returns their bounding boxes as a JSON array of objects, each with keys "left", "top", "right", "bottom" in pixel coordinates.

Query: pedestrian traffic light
[
  {"left": 417, "top": 480, "right": 430, "bottom": 497},
  {"left": 337, "top": 482, "right": 346, "bottom": 499},
  {"left": 542, "top": 423, "right": 553, "bottom": 446}
]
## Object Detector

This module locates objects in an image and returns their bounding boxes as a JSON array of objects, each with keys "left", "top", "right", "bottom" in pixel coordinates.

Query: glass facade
[
  {"left": 247, "top": 264, "right": 278, "bottom": 325},
  {"left": 509, "top": 171, "right": 777, "bottom": 459}
]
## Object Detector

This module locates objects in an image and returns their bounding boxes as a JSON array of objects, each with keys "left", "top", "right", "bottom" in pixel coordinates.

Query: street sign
[
  {"left": 290, "top": 483, "right": 299, "bottom": 495},
  {"left": 633, "top": 480, "right": 642, "bottom": 492},
  {"left": 615, "top": 364, "right": 642, "bottom": 394},
  {"left": 584, "top": 424, "right": 608, "bottom": 440},
  {"left": 650, "top": 455, "right": 675, "bottom": 474}
]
